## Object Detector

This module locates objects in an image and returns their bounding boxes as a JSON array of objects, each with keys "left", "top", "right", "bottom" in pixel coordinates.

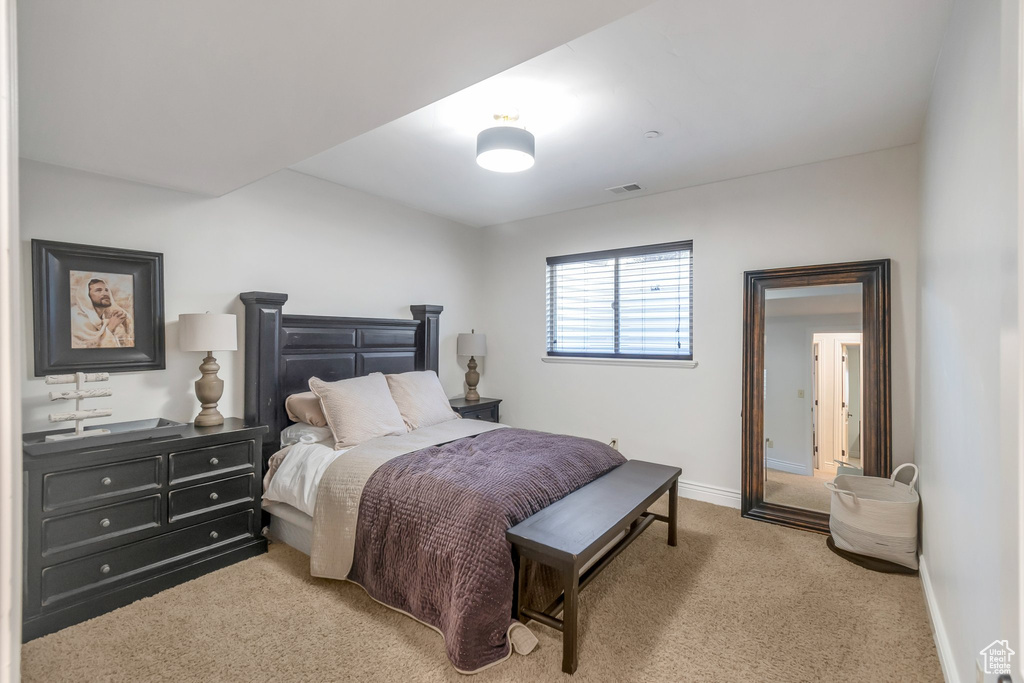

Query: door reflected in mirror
[{"left": 762, "top": 283, "right": 862, "bottom": 513}]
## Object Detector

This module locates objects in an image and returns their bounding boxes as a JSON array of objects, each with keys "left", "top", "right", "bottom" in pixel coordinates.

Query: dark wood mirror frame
[{"left": 741, "top": 259, "right": 892, "bottom": 533}]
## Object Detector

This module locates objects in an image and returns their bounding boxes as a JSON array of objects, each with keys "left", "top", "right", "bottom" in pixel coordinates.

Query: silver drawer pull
[
  {"left": 99, "top": 518, "right": 111, "bottom": 528},
  {"left": 101, "top": 477, "right": 112, "bottom": 486},
  {"left": 210, "top": 531, "right": 219, "bottom": 539},
  {"left": 100, "top": 564, "right": 110, "bottom": 574},
  {"left": 209, "top": 457, "right": 219, "bottom": 466},
  {"left": 209, "top": 492, "right": 219, "bottom": 501}
]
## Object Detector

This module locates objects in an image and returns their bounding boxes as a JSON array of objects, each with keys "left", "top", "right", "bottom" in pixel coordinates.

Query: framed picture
[{"left": 32, "top": 240, "right": 165, "bottom": 375}]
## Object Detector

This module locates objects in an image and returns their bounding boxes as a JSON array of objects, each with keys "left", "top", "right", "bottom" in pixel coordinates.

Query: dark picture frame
[
  {"left": 32, "top": 239, "right": 165, "bottom": 375},
  {"left": 740, "top": 259, "right": 891, "bottom": 534}
]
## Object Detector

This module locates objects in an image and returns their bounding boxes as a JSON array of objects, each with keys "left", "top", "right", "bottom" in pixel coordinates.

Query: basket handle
[
  {"left": 824, "top": 481, "right": 857, "bottom": 501},
  {"left": 890, "top": 463, "right": 919, "bottom": 489}
]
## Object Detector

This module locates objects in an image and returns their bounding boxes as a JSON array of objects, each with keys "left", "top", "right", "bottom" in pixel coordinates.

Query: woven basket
[{"left": 825, "top": 463, "right": 920, "bottom": 570}]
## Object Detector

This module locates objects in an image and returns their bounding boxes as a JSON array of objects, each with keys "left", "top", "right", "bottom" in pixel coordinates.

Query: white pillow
[
  {"left": 385, "top": 370, "right": 460, "bottom": 430},
  {"left": 263, "top": 443, "right": 348, "bottom": 516},
  {"left": 309, "top": 373, "right": 408, "bottom": 449},
  {"left": 280, "top": 422, "right": 334, "bottom": 448}
]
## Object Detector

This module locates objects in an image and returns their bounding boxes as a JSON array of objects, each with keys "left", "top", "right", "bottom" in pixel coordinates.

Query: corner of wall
[{"left": 0, "top": 0, "right": 21, "bottom": 676}]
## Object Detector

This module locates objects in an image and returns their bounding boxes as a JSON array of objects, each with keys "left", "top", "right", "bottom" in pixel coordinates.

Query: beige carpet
[
  {"left": 22, "top": 498, "right": 941, "bottom": 682},
  {"left": 765, "top": 468, "right": 834, "bottom": 513}
]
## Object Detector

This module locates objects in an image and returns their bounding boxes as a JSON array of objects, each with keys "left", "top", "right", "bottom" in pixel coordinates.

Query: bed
[{"left": 238, "top": 292, "right": 669, "bottom": 674}]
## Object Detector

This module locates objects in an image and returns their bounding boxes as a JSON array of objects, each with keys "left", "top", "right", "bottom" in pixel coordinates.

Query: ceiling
[
  {"left": 766, "top": 284, "right": 862, "bottom": 317},
  {"left": 292, "top": 0, "right": 952, "bottom": 227},
  {"left": 17, "top": 0, "right": 652, "bottom": 196}
]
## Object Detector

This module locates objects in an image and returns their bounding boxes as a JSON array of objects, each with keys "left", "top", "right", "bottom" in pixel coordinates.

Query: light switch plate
[{"left": 797, "top": 389, "right": 805, "bottom": 398}]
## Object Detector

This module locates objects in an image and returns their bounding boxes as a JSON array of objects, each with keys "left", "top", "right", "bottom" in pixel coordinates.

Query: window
[{"left": 546, "top": 241, "right": 693, "bottom": 360}]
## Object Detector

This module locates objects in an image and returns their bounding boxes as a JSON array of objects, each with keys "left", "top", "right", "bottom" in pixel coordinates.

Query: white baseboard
[
  {"left": 919, "top": 555, "right": 958, "bottom": 683},
  {"left": 676, "top": 478, "right": 742, "bottom": 509},
  {"left": 765, "top": 457, "right": 813, "bottom": 476}
]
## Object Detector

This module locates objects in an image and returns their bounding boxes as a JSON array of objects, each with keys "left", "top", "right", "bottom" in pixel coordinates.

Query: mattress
[
  {"left": 262, "top": 422, "right": 510, "bottom": 559},
  {"left": 263, "top": 501, "right": 313, "bottom": 556},
  {"left": 264, "top": 481, "right": 625, "bottom": 576}
]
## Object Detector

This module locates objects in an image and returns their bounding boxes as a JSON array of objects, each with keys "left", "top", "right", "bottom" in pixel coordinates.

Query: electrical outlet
[
  {"left": 797, "top": 389, "right": 805, "bottom": 398},
  {"left": 766, "top": 439, "right": 774, "bottom": 448}
]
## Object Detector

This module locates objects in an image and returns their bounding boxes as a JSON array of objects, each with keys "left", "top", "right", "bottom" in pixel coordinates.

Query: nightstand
[
  {"left": 21, "top": 418, "right": 268, "bottom": 641},
  {"left": 450, "top": 396, "right": 502, "bottom": 423}
]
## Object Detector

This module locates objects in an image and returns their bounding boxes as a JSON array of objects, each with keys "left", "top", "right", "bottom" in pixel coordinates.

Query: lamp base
[
  {"left": 194, "top": 408, "right": 225, "bottom": 427},
  {"left": 194, "top": 353, "right": 225, "bottom": 427},
  {"left": 465, "top": 356, "right": 480, "bottom": 402}
]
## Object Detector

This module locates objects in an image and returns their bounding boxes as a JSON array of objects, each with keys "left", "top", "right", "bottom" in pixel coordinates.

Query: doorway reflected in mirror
[{"left": 762, "top": 284, "right": 862, "bottom": 513}]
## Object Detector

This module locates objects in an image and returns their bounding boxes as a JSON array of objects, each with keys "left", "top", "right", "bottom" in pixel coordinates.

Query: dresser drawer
[
  {"left": 168, "top": 473, "right": 256, "bottom": 523},
  {"left": 42, "top": 495, "right": 161, "bottom": 557},
  {"left": 169, "top": 440, "right": 255, "bottom": 485},
  {"left": 40, "top": 510, "right": 254, "bottom": 608},
  {"left": 43, "top": 456, "right": 162, "bottom": 512}
]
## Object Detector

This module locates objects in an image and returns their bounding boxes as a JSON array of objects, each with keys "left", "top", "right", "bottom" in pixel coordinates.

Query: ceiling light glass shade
[{"left": 476, "top": 126, "right": 535, "bottom": 172}]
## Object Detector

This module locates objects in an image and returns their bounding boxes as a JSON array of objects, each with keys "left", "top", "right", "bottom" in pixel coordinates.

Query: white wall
[
  {"left": 480, "top": 145, "right": 919, "bottom": 504},
  {"left": 916, "top": 0, "right": 1021, "bottom": 680},
  {"left": 19, "top": 160, "right": 484, "bottom": 432},
  {"left": 764, "top": 313, "right": 860, "bottom": 474}
]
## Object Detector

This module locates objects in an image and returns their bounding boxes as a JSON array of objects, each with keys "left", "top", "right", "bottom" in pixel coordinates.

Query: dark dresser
[
  {"left": 21, "top": 418, "right": 268, "bottom": 641},
  {"left": 449, "top": 396, "right": 502, "bottom": 423}
]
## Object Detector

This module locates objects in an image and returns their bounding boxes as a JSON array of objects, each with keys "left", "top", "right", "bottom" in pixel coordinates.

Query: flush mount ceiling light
[{"left": 476, "top": 113, "right": 535, "bottom": 173}]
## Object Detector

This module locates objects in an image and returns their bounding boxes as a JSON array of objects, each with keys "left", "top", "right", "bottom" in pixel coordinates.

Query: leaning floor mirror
[{"left": 741, "top": 260, "right": 892, "bottom": 533}]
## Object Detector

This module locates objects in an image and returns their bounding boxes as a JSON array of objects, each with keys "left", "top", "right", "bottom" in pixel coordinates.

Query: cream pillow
[
  {"left": 285, "top": 391, "right": 327, "bottom": 427},
  {"left": 386, "top": 371, "right": 460, "bottom": 431},
  {"left": 308, "top": 373, "right": 408, "bottom": 448}
]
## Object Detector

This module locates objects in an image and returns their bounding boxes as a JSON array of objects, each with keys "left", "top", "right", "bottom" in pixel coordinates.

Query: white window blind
[{"left": 546, "top": 241, "right": 693, "bottom": 360}]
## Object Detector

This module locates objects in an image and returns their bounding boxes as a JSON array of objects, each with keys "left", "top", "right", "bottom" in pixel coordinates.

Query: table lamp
[
  {"left": 179, "top": 313, "right": 237, "bottom": 426},
  {"left": 457, "top": 330, "right": 487, "bottom": 401}
]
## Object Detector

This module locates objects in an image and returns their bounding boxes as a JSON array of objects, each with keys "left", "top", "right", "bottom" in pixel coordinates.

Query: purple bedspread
[{"left": 347, "top": 428, "right": 625, "bottom": 672}]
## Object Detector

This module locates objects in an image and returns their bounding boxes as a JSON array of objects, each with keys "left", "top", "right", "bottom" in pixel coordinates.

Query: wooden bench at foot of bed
[{"left": 506, "top": 459, "right": 682, "bottom": 675}]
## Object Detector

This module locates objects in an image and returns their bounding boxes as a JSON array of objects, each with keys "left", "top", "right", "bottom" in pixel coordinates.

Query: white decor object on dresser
[
  {"left": 44, "top": 371, "right": 113, "bottom": 442},
  {"left": 178, "top": 312, "right": 237, "bottom": 426},
  {"left": 457, "top": 330, "right": 487, "bottom": 401}
]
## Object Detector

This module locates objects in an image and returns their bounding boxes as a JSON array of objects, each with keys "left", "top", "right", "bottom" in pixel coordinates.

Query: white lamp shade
[
  {"left": 179, "top": 313, "right": 238, "bottom": 352},
  {"left": 457, "top": 332, "right": 487, "bottom": 357}
]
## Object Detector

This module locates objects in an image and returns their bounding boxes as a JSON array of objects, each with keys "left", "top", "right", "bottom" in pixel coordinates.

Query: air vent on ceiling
[{"left": 606, "top": 183, "right": 643, "bottom": 194}]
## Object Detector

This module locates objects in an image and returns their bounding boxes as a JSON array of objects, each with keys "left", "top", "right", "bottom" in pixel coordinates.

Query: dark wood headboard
[{"left": 239, "top": 291, "right": 442, "bottom": 462}]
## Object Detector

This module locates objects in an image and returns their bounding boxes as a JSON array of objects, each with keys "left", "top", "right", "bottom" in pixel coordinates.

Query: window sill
[{"left": 541, "top": 356, "right": 698, "bottom": 369}]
